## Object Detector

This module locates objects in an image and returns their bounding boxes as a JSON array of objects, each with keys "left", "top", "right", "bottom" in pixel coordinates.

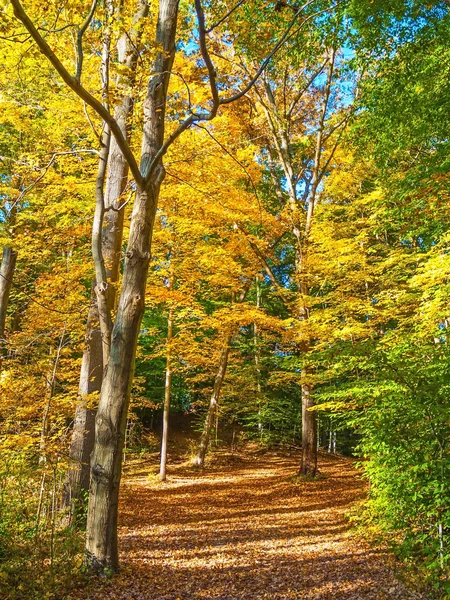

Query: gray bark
[
  {"left": 85, "top": 0, "right": 179, "bottom": 573},
  {"left": 63, "top": 289, "right": 103, "bottom": 509},
  {"left": 0, "top": 246, "right": 17, "bottom": 350},
  {"left": 65, "top": 1, "right": 148, "bottom": 511}
]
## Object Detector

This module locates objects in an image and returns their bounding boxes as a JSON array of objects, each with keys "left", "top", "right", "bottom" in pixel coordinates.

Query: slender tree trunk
[
  {"left": 160, "top": 309, "right": 173, "bottom": 481},
  {"left": 0, "top": 245, "right": 17, "bottom": 360},
  {"left": 298, "top": 50, "right": 336, "bottom": 476},
  {"left": 191, "top": 282, "right": 252, "bottom": 469},
  {"left": 63, "top": 290, "right": 103, "bottom": 509},
  {"left": 192, "top": 334, "right": 232, "bottom": 468},
  {"left": 300, "top": 375, "right": 317, "bottom": 475},
  {"left": 253, "top": 280, "right": 263, "bottom": 437},
  {"left": 0, "top": 206, "right": 18, "bottom": 364},
  {"left": 85, "top": 0, "right": 179, "bottom": 572},
  {"left": 40, "top": 326, "right": 66, "bottom": 463}
]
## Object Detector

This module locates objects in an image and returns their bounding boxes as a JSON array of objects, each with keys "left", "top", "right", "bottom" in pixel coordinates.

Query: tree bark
[
  {"left": 192, "top": 334, "right": 232, "bottom": 468},
  {"left": 65, "top": 1, "right": 148, "bottom": 511},
  {"left": 85, "top": 0, "right": 179, "bottom": 573},
  {"left": 299, "top": 376, "right": 317, "bottom": 475},
  {"left": 160, "top": 309, "right": 173, "bottom": 481},
  {"left": 64, "top": 289, "right": 103, "bottom": 509},
  {"left": 0, "top": 246, "right": 17, "bottom": 353}
]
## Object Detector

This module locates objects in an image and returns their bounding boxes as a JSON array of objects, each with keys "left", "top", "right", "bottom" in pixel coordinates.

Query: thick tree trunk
[
  {"left": 65, "top": 2, "right": 147, "bottom": 510},
  {"left": 160, "top": 310, "right": 173, "bottom": 481},
  {"left": 85, "top": 0, "right": 179, "bottom": 572},
  {"left": 86, "top": 185, "right": 156, "bottom": 572},
  {"left": 192, "top": 334, "right": 232, "bottom": 468},
  {"left": 0, "top": 245, "right": 17, "bottom": 358}
]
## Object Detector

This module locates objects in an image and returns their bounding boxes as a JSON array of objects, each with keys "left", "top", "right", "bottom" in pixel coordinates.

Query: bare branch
[
  {"left": 220, "top": 0, "right": 321, "bottom": 106},
  {"left": 8, "top": 149, "right": 99, "bottom": 210},
  {"left": 305, "top": 46, "right": 336, "bottom": 237},
  {"left": 83, "top": 102, "right": 102, "bottom": 142},
  {"left": 287, "top": 59, "right": 328, "bottom": 118},
  {"left": 205, "top": 0, "right": 246, "bottom": 34},
  {"left": 146, "top": 0, "right": 335, "bottom": 180},
  {"left": 194, "top": 0, "right": 220, "bottom": 112},
  {"left": 76, "top": 0, "right": 98, "bottom": 82}
]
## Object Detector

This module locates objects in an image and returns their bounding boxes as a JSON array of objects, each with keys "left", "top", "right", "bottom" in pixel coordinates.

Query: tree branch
[
  {"left": 195, "top": 0, "right": 219, "bottom": 113},
  {"left": 10, "top": 0, "right": 143, "bottom": 188},
  {"left": 220, "top": 0, "right": 321, "bottom": 106},
  {"left": 76, "top": 0, "right": 98, "bottom": 82},
  {"left": 206, "top": 0, "right": 246, "bottom": 34}
]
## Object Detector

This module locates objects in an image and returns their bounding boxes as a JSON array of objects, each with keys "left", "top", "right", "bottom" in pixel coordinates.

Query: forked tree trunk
[
  {"left": 160, "top": 310, "right": 173, "bottom": 481},
  {"left": 86, "top": 185, "right": 156, "bottom": 571},
  {"left": 65, "top": 2, "right": 148, "bottom": 510},
  {"left": 192, "top": 334, "right": 232, "bottom": 468},
  {"left": 85, "top": 0, "right": 179, "bottom": 572}
]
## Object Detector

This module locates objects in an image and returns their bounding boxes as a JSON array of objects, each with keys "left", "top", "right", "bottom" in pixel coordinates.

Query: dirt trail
[{"left": 81, "top": 452, "right": 427, "bottom": 600}]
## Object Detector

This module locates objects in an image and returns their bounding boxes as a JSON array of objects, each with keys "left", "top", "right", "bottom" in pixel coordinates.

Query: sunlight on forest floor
[{"left": 74, "top": 451, "right": 428, "bottom": 600}]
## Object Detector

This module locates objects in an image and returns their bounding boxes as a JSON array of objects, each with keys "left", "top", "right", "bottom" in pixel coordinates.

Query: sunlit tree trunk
[
  {"left": 0, "top": 246, "right": 17, "bottom": 354},
  {"left": 63, "top": 289, "right": 103, "bottom": 508},
  {"left": 85, "top": 0, "right": 179, "bottom": 572},
  {"left": 65, "top": 2, "right": 148, "bottom": 510},
  {"left": 0, "top": 205, "right": 18, "bottom": 365}
]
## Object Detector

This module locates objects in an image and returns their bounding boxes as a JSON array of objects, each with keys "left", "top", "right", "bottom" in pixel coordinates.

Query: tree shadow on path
[{"left": 80, "top": 452, "right": 428, "bottom": 600}]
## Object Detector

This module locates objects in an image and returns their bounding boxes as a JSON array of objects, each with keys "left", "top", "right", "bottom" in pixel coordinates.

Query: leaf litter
[{"left": 71, "top": 451, "right": 430, "bottom": 600}]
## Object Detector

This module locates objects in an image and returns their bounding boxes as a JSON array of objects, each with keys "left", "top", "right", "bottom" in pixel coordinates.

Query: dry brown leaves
[{"left": 74, "top": 451, "right": 429, "bottom": 600}]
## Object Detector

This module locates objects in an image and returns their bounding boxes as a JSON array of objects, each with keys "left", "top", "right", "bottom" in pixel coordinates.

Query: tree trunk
[
  {"left": 40, "top": 327, "right": 66, "bottom": 463},
  {"left": 63, "top": 290, "right": 103, "bottom": 509},
  {"left": 0, "top": 245, "right": 17, "bottom": 359},
  {"left": 192, "top": 334, "right": 232, "bottom": 468},
  {"left": 86, "top": 185, "right": 156, "bottom": 572},
  {"left": 160, "top": 310, "right": 173, "bottom": 481},
  {"left": 85, "top": 0, "right": 179, "bottom": 572},
  {"left": 254, "top": 279, "right": 263, "bottom": 437},
  {"left": 299, "top": 377, "right": 317, "bottom": 475},
  {"left": 65, "top": 1, "right": 148, "bottom": 510}
]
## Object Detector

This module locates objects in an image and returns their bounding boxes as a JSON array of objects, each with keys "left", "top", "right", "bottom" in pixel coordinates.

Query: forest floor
[{"left": 74, "top": 449, "right": 430, "bottom": 600}]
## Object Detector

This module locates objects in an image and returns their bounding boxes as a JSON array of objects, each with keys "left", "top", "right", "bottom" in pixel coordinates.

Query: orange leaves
[{"left": 68, "top": 450, "right": 424, "bottom": 600}]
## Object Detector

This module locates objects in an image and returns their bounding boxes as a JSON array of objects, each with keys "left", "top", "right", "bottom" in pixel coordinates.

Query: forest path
[{"left": 84, "top": 451, "right": 426, "bottom": 600}]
